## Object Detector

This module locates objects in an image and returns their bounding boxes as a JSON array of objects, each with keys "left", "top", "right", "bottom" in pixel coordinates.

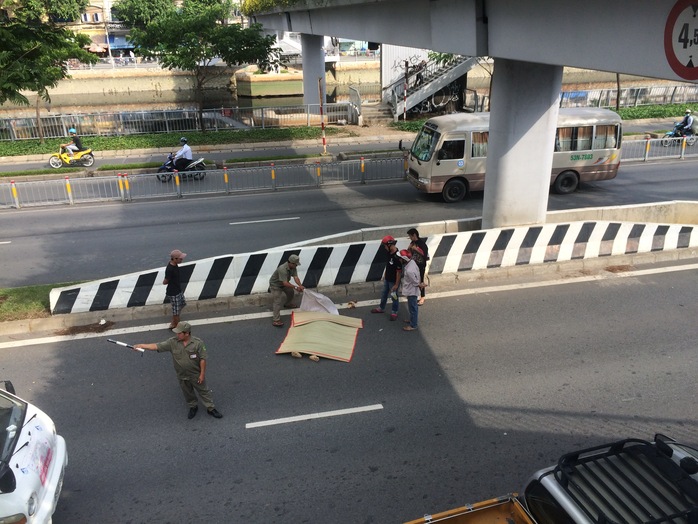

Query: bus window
[
  {"left": 472, "top": 131, "right": 488, "bottom": 157},
  {"left": 556, "top": 126, "right": 593, "bottom": 152},
  {"left": 438, "top": 139, "right": 465, "bottom": 160},
  {"left": 411, "top": 125, "right": 440, "bottom": 162},
  {"left": 594, "top": 124, "right": 619, "bottom": 149}
]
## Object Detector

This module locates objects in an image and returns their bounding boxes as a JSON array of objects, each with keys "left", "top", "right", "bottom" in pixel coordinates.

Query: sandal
[
  {"left": 272, "top": 321, "right": 284, "bottom": 327},
  {"left": 309, "top": 355, "right": 320, "bottom": 362},
  {"left": 403, "top": 326, "right": 417, "bottom": 331},
  {"left": 291, "top": 351, "right": 302, "bottom": 358}
]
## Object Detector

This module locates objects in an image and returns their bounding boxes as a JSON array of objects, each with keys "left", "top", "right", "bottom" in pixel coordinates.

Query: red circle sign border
[{"left": 665, "top": 0, "right": 698, "bottom": 80}]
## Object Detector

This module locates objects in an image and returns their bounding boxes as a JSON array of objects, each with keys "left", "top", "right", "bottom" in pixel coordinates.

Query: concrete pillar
[
  {"left": 301, "top": 34, "right": 325, "bottom": 106},
  {"left": 482, "top": 59, "right": 563, "bottom": 229}
]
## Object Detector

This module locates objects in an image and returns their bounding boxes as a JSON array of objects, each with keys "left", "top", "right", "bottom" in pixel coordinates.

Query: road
[
  {"left": 1, "top": 158, "right": 698, "bottom": 289},
  {"left": 1, "top": 262, "right": 696, "bottom": 523}
]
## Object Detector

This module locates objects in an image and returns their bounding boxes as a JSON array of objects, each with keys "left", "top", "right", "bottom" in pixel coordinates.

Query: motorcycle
[
  {"left": 662, "top": 122, "right": 697, "bottom": 147},
  {"left": 48, "top": 146, "right": 95, "bottom": 168},
  {"left": 156, "top": 153, "right": 207, "bottom": 182}
]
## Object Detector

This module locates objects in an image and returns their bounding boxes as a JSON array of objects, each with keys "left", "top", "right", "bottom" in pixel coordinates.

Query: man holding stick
[{"left": 134, "top": 322, "right": 223, "bottom": 420}]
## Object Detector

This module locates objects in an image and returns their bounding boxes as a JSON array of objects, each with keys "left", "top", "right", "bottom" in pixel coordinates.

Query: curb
[{"left": 3, "top": 248, "right": 695, "bottom": 339}]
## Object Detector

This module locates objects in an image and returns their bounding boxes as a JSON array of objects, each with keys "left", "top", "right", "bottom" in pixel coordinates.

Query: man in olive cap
[
  {"left": 135, "top": 322, "right": 223, "bottom": 420},
  {"left": 269, "top": 254, "right": 305, "bottom": 327}
]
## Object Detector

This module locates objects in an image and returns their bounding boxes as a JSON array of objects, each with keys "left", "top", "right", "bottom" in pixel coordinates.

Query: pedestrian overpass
[{"left": 247, "top": 0, "right": 698, "bottom": 229}]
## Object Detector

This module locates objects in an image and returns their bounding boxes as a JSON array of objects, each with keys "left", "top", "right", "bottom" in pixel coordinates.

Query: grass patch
[
  {"left": 98, "top": 162, "right": 162, "bottom": 171},
  {"left": 225, "top": 153, "right": 324, "bottom": 163},
  {"left": 0, "top": 167, "right": 84, "bottom": 177},
  {"left": 0, "top": 282, "right": 83, "bottom": 322},
  {"left": 0, "top": 127, "right": 345, "bottom": 158}
]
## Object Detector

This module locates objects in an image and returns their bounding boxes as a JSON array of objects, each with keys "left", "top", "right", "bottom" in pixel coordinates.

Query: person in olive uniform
[{"left": 134, "top": 322, "right": 223, "bottom": 420}]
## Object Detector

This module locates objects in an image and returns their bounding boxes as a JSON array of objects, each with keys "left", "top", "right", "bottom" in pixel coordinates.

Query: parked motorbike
[
  {"left": 662, "top": 123, "right": 697, "bottom": 146},
  {"left": 156, "top": 153, "right": 207, "bottom": 182},
  {"left": 48, "top": 146, "right": 95, "bottom": 168}
]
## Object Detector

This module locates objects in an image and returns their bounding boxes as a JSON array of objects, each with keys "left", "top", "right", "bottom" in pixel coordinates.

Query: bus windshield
[{"left": 411, "top": 124, "right": 440, "bottom": 162}]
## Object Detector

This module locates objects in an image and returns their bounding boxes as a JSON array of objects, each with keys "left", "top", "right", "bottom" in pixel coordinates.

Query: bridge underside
[{"left": 251, "top": 0, "right": 696, "bottom": 228}]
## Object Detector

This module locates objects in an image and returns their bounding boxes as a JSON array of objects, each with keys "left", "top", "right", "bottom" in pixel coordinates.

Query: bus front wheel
[
  {"left": 553, "top": 171, "right": 579, "bottom": 195},
  {"left": 442, "top": 179, "right": 467, "bottom": 203}
]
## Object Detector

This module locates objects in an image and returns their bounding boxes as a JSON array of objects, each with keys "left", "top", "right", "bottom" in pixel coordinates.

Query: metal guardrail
[
  {"left": 0, "top": 156, "right": 408, "bottom": 209},
  {"left": 1, "top": 137, "right": 696, "bottom": 210},
  {"left": 0, "top": 103, "right": 359, "bottom": 141}
]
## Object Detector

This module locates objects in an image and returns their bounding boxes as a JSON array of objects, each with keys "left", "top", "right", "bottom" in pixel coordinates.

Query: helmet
[
  {"left": 398, "top": 249, "right": 412, "bottom": 260},
  {"left": 180, "top": 137, "right": 188, "bottom": 144},
  {"left": 381, "top": 235, "right": 396, "bottom": 245},
  {"left": 686, "top": 109, "right": 692, "bottom": 114},
  {"left": 68, "top": 128, "right": 76, "bottom": 134}
]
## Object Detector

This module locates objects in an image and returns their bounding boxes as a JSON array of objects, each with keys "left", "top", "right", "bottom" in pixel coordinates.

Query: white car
[{"left": 0, "top": 381, "right": 67, "bottom": 524}]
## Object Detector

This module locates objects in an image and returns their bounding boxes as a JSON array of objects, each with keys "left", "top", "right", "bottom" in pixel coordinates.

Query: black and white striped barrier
[{"left": 50, "top": 220, "right": 698, "bottom": 315}]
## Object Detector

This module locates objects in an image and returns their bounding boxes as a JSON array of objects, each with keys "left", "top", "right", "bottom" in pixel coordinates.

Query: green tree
[
  {"left": 1, "top": 0, "right": 97, "bottom": 141},
  {"left": 119, "top": 0, "right": 278, "bottom": 131}
]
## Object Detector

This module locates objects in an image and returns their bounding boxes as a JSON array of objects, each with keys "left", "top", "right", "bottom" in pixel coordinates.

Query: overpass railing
[{"left": 0, "top": 137, "right": 695, "bottom": 210}]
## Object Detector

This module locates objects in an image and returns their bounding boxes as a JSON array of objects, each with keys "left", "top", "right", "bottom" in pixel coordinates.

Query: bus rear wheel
[
  {"left": 553, "top": 170, "right": 579, "bottom": 195},
  {"left": 442, "top": 179, "right": 467, "bottom": 203}
]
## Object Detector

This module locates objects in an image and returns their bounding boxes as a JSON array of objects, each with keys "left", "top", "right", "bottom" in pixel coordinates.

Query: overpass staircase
[{"left": 388, "top": 55, "right": 479, "bottom": 120}]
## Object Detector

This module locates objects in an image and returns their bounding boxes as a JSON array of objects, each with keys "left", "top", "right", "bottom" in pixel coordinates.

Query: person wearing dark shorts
[{"left": 164, "top": 249, "right": 187, "bottom": 329}]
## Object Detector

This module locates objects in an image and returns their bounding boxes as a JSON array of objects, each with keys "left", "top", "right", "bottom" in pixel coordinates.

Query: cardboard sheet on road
[{"left": 275, "top": 311, "right": 363, "bottom": 362}]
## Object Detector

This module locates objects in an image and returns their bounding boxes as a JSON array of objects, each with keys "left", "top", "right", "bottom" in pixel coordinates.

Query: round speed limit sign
[{"left": 665, "top": 0, "right": 698, "bottom": 80}]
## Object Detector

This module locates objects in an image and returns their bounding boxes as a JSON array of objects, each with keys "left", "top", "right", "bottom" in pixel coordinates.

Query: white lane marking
[
  {"left": 0, "top": 241, "right": 11, "bottom": 245},
  {"left": 229, "top": 217, "right": 300, "bottom": 226},
  {"left": 246, "top": 404, "right": 383, "bottom": 429},
  {"left": 2, "top": 262, "right": 697, "bottom": 350}
]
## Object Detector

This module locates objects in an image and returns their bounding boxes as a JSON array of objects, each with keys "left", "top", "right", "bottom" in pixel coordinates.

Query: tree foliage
[
  {"left": 0, "top": 0, "right": 96, "bottom": 106},
  {"left": 119, "top": 0, "right": 278, "bottom": 130}
]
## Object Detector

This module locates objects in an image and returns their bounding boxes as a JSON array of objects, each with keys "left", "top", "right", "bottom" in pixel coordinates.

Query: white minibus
[{"left": 402, "top": 107, "right": 622, "bottom": 202}]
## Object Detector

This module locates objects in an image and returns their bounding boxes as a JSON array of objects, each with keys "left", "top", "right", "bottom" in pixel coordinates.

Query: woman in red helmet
[{"left": 371, "top": 235, "right": 402, "bottom": 321}]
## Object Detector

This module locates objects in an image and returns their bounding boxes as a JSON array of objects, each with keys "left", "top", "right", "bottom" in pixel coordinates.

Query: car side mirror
[
  {"left": 0, "top": 467, "right": 16, "bottom": 494},
  {"left": 2, "top": 381, "right": 14, "bottom": 395}
]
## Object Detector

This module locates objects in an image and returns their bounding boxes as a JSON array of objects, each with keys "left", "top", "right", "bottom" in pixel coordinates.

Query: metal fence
[
  {"left": 0, "top": 156, "right": 408, "bottom": 209},
  {"left": 0, "top": 103, "right": 359, "bottom": 141},
  {"left": 3, "top": 137, "right": 697, "bottom": 210},
  {"left": 559, "top": 84, "right": 698, "bottom": 108}
]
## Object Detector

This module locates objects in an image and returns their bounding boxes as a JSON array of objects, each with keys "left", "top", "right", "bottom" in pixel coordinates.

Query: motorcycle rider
[
  {"left": 61, "top": 128, "right": 83, "bottom": 160},
  {"left": 677, "top": 109, "right": 695, "bottom": 137},
  {"left": 174, "top": 137, "right": 193, "bottom": 171}
]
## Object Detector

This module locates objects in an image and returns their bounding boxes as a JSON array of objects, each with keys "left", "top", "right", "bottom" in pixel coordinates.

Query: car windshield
[
  {"left": 411, "top": 125, "right": 440, "bottom": 162},
  {"left": 0, "top": 391, "right": 26, "bottom": 464}
]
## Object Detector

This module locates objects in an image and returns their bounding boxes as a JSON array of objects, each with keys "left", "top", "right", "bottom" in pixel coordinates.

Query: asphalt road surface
[
  {"left": 1, "top": 261, "right": 696, "bottom": 523},
  {"left": 1, "top": 158, "right": 697, "bottom": 289}
]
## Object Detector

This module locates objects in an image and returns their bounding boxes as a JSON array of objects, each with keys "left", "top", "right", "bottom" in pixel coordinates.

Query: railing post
[
  {"left": 680, "top": 137, "right": 687, "bottom": 159},
  {"left": 117, "top": 173, "right": 125, "bottom": 201},
  {"left": 64, "top": 176, "right": 74, "bottom": 205},
  {"left": 123, "top": 173, "right": 131, "bottom": 201},
  {"left": 643, "top": 136, "right": 651, "bottom": 162},
  {"left": 271, "top": 163, "right": 276, "bottom": 190},
  {"left": 360, "top": 156, "right": 366, "bottom": 184},
  {"left": 10, "top": 180, "right": 20, "bottom": 209},
  {"left": 223, "top": 167, "right": 230, "bottom": 194},
  {"left": 316, "top": 162, "right": 321, "bottom": 187},
  {"left": 174, "top": 170, "right": 182, "bottom": 198}
]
